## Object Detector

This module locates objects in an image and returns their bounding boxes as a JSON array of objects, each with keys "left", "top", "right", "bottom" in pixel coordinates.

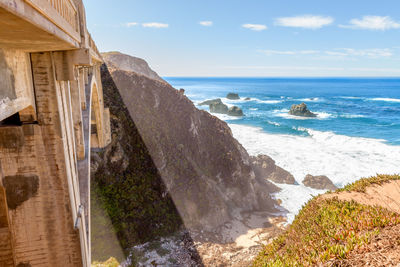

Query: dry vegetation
[
  {"left": 337, "top": 174, "right": 400, "bottom": 193},
  {"left": 253, "top": 174, "right": 400, "bottom": 266}
]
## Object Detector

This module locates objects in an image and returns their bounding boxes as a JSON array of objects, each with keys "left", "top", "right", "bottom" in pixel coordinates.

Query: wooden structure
[{"left": 0, "top": 0, "right": 111, "bottom": 266}]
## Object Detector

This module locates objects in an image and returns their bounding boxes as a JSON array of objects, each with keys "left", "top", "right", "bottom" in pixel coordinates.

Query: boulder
[
  {"left": 209, "top": 102, "right": 228, "bottom": 114},
  {"left": 244, "top": 97, "right": 251, "bottom": 101},
  {"left": 302, "top": 174, "right": 337, "bottom": 190},
  {"left": 288, "top": 103, "right": 316, "bottom": 117},
  {"left": 226, "top": 93, "right": 240, "bottom": 100},
  {"left": 250, "top": 155, "right": 296, "bottom": 184},
  {"left": 198, "top": 98, "right": 222, "bottom": 106},
  {"left": 227, "top": 106, "right": 244, "bottom": 116}
]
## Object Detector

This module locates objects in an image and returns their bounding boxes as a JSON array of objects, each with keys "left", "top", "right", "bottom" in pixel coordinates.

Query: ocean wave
[
  {"left": 257, "top": 99, "right": 282, "bottom": 104},
  {"left": 337, "top": 96, "right": 365, "bottom": 100},
  {"left": 211, "top": 113, "right": 242, "bottom": 121},
  {"left": 249, "top": 108, "right": 258, "bottom": 111},
  {"left": 242, "top": 97, "right": 282, "bottom": 104},
  {"left": 229, "top": 124, "right": 400, "bottom": 222},
  {"left": 369, "top": 97, "right": 400, "bottom": 103},
  {"left": 272, "top": 109, "right": 333, "bottom": 120},
  {"left": 339, "top": 114, "right": 366, "bottom": 118},
  {"left": 296, "top": 97, "right": 323, "bottom": 102},
  {"left": 266, "top": 121, "right": 281, "bottom": 127}
]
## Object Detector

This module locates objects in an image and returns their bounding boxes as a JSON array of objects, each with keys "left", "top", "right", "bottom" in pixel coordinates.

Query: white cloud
[
  {"left": 242, "top": 24, "right": 267, "bottom": 31},
  {"left": 260, "top": 48, "right": 393, "bottom": 58},
  {"left": 125, "top": 22, "right": 138, "bottom": 27},
  {"left": 142, "top": 22, "right": 169, "bottom": 28},
  {"left": 325, "top": 48, "right": 393, "bottom": 58},
  {"left": 275, "top": 15, "right": 334, "bottom": 29},
  {"left": 260, "top": 50, "right": 320, "bottom": 56},
  {"left": 199, "top": 21, "right": 213, "bottom": 26},
  {"left": 340, "top": 16, "right": 400, "bottom": 30}
]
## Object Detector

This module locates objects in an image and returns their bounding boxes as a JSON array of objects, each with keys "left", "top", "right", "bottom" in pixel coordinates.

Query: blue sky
[{"left": 83, "top": 0, "right": 400, "bottom": 77}]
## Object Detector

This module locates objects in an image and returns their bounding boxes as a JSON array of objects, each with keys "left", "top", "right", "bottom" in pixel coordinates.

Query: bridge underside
[
  {"left": 0, "top": 1, "right": 110, "bottom": 266},
  {"left": 0, "top": 7, "right": 76, "bottom": 51}
]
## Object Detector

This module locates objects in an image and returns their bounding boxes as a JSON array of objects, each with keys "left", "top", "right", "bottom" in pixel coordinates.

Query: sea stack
[
  {"left": 209, "top": 102, "right": 229, "bottom": 114},
  {"left": 227, "top": 106, "right": 244, "bottom": 116},
  {"left": 198, "top": 98, "right": 223, "bottom": 106},
  {"left": 289, "top": 103, "right": 317, "bottom": 117},
  {"left": 226, "top": 93, "right": 240, "bottom": 100}
]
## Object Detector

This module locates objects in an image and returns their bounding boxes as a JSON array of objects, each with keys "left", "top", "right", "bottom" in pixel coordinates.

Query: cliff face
[
  {"left": 91, "top": 65, "right": 183, "bottom": 257},
  {"left": 102, "top": 52, "right": 164, "bottom": 83},
  {"left": 101, "top": 52, "right": 278, "bottom": 231}
]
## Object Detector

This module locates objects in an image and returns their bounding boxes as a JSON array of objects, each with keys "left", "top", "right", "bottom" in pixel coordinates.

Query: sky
[{"left": 83, "top": 0, "right": 400, "bottom": 77}]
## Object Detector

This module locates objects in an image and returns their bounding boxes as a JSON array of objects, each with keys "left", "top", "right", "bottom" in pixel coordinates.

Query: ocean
[{"left": 165, "top": 77, "right": 400, "bottom": 222}]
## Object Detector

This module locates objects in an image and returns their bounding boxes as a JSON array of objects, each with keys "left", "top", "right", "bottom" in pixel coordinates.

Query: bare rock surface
[
  {"left": 103, "top": 53, "right": 279, "bottom": 232},
  {"left": 303, "top": 174, "right": 337, "bottom": 190},
  {"left": 289, "top": 102, "right": 316, "bottom": 117},
  {"left": 227, "top": 106, "right": 244, "bottom": 116},
  {"left": 226, "top": 93, "right": 240, "bottom": 100},
  {"left": 102, "top": 51, "right": 164, "bottom": 82},
  {"left": 198, "top": 98, "right": 222, "bottom": 106},
  {"left": 209, "top": 102, "right": 228, "bottom": 114},
  {"left": 250, "top": 154, "right": 296, "bottom": 184}
]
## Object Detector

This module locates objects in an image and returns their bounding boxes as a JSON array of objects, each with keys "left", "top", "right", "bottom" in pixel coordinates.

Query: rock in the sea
[
  {"left": 210, "top": 102, "right": 229, "bottom": 114},
  {"left": 227, "top": 106, "right": 244, "bottom": 116},
  {"left": 303, "top": 174, "right": 337, "bottom": 190},
  {"left": 198, "top": 98, "right": 222, "bottom": 106},
  {"left": 226, "top": 93, "right": 240, "bottom": 100},
  {"left": 244, "top": 97, "right": 251, "bottom": 101},
  {"left": 288, "top": 103, "right": 317, "bottom": 117},
  {"left": 250, "top": 155, "right": 296, "bottom": 184}
]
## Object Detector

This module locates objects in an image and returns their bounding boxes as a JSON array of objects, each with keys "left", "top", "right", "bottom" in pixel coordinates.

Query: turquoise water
[
  {"left": 165, "top": 77, "right": 400, "bottom": 222},
  {"left": 165, "top": 77, "right": 400, "bottom": 145}
]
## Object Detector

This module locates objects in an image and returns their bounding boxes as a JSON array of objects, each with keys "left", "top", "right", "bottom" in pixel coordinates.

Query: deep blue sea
[
  {"left": 165, "top": 77, "right": 400, "bottom": 145},
  {"left": 165, "top": 77, "right": 400, "bottom": 222}
]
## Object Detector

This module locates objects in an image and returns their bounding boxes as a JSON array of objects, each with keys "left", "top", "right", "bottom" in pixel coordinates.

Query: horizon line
[{"left": 163, "top": 76, "right": 400, "bottom": 79}]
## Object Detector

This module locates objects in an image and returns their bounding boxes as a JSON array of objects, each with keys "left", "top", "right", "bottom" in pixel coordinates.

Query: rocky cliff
[
  {"left": 90, "top": 65, "right": 184, "bottom": 260},
  {"left": 100, "top": 52, "right": 278, "bottom": 232},
  {"left": 102, "top": 51, "right": 164, "bottom": 82}
]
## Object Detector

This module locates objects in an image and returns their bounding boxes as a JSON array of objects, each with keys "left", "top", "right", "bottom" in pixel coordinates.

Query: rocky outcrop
[
  {"left": 244, "top": 97, "right": 251, "bottom": 101},
  {"left": 209, "top": 102, "right": 228, "bottom": 114},
  {"left": 303, "top": 174, "right": 337, "bottom": 190},
  {"left": 102, "top": 53, "right": 278, "bottom": 232},
  {"left": 227, "top": 93, "right": 240, "bottom": 100},
  {"left": 200, "top": 99, "right": 244, "bottom": 117},
  {"left": 198, "top": 98, "right": 222, "bottom": 106},
  {"left": 227, "top": 106, "right": 244, "bottom": 116},
  {"left": 250, "top": 155, "right": 296, "bottom": 184},
  {"left": 289, "top": 103, "right": 316, "bottom": 117},
  {"left": 102, "top": 51, "right": 164, "bottom": 83}
]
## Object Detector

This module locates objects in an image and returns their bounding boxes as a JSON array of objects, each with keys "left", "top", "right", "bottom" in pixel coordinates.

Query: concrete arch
[{"left": 90, "top": 79, "right": 103, "bottom": 148}]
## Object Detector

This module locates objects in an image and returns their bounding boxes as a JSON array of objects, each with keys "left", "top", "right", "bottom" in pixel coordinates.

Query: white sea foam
[
  {"left": 273, "top": 109, "right": 333, "bottom": 120},
  {"left": 229, "top": 124, "right": 400, "bottom": 222},
  {"left": 249, "top": 108, "right": 258, "bottom": 111},
  {"left": 267, "top": 121, "right": 281, "bottom": 127},
  {"left": 256, "top": 99, "right": 282, "bottom": 104},
  {"left": 297, "top": 97, "right": 323, "bottom": 102},
  {"left": 226, "top": 97, "right": 283, "bottom": 104},
  {"left": 212, "top": 113, "right": 242, "bottom": 121},
  {"left": 369, "top": 97, "right": 400, "bottom": 103},
  {"left": 337, "top": 96, "right": 365, "bottom": 100},
  {"left": 340, "top": 114, "right": 366, "bottom": 118}
]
